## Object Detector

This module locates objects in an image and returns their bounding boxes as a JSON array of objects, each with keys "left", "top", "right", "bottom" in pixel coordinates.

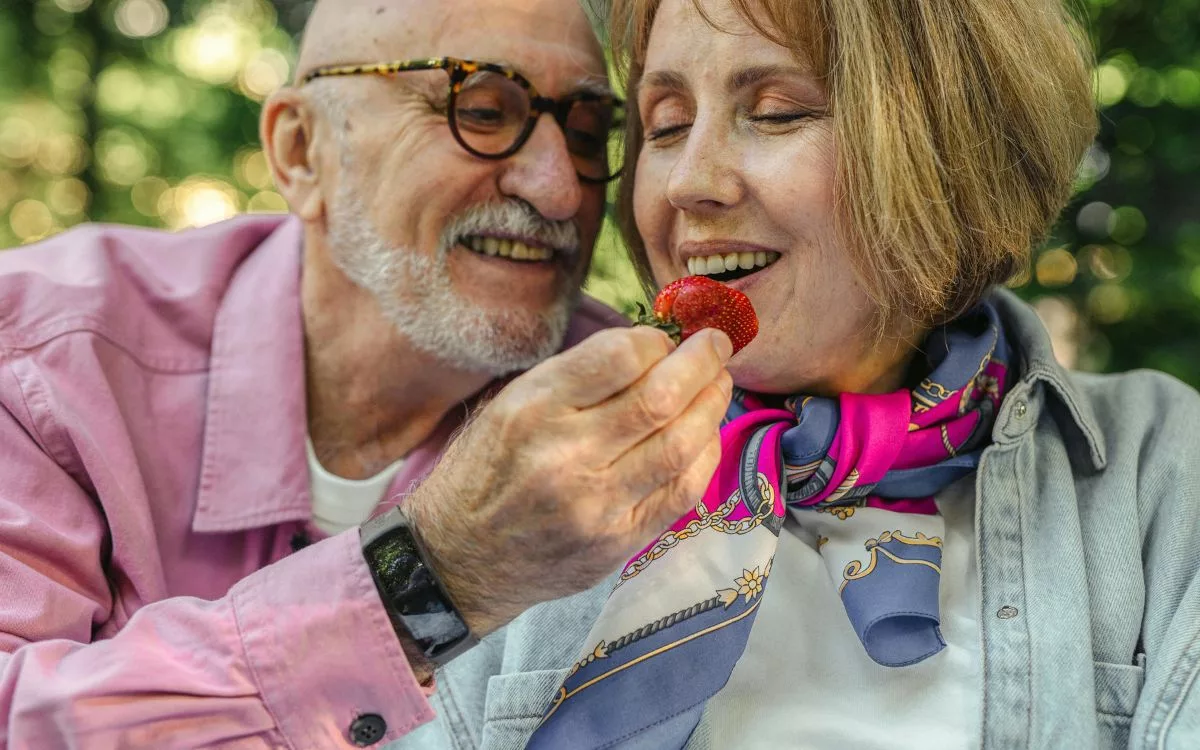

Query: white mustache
[{"left": 443, "top": 202, "right": 581, "bottom": 256}]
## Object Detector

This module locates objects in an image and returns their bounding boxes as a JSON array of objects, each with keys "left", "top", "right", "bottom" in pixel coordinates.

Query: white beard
[{"left": 325, "top": 181, "right": 583, "bottom": 376}]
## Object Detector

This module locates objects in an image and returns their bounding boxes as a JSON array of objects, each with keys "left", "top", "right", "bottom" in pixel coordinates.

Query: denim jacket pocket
[
  {"left": 1095, "top": 659, "right": 1146, "bottom": 749},
  {"left": 479, "top": 668, "right": 571, "bottom": 750}
]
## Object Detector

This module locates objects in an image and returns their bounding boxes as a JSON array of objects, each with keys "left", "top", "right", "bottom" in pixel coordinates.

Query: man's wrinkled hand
[{"left": 405, "top": 325, "right": 733, "bottom": 637}]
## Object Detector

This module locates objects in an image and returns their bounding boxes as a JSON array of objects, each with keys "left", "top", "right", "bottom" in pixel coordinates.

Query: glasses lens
[
  {"left": 565, "top": 98, "right": 625, "bottom": 182},
  {"left": 453, "top": 71, "right": 531, "bottom": 156}
]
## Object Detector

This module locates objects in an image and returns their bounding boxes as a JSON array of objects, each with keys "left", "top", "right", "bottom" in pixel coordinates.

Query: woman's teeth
[
  {"left": 463, "top": 235, "right": 553, "bottom": 262},
  {"left": 687, "top": 251, "right": 780, "bottom": 277}
]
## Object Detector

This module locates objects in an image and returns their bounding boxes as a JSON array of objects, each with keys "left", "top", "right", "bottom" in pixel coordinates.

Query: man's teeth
[
  {"left": 463, "top": 236, "right": 553, "bottom": 262},
  {"left": 687, "top": 251, "right": 780, "bottom": 276}
]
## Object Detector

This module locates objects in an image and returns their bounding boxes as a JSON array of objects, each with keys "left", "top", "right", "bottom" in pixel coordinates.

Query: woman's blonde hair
[{"left": 611, "top": 0, "right": 1099, "bottom": 329}]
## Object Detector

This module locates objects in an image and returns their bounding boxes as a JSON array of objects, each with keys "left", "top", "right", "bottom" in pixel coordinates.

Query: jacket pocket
[
  {"left": 1095, "top": 659, "right": 1145, "bottom": 749},
  {"left": 479, "top": 668, "right": 572, "bottom": 750}
]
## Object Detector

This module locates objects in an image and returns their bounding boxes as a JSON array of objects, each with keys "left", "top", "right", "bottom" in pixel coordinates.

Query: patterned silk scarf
[{"left": 526, "top": 301, "right": 1012, "bottom": 750}]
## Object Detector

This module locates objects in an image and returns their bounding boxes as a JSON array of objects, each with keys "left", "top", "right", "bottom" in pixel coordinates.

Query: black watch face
[{"left": 366, "top": 525, "right": 469, "bottom": 657}]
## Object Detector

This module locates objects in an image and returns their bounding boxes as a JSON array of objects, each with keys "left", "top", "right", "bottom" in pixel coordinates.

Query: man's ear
[{"left": 260, "top": 88, "right": 325, "bottom": 222}]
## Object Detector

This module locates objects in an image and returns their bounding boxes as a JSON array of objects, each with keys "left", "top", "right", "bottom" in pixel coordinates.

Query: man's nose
[{"left": 497, "top": 115, "right": 584, "bottom": 223}]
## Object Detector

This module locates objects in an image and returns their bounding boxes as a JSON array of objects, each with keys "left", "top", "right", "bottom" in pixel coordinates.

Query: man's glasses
[{"left": 302, "top": 57, "right": 625, "bottom": 183}]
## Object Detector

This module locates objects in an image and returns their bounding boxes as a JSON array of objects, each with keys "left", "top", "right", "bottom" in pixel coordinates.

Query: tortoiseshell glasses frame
[{"left": 301, "top": 57, "right": 625, "bottom": 183}]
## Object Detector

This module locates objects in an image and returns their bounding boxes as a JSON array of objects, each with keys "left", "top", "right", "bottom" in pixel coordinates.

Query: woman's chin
[{"left": 728, "top": 355, "right": 801, "bottom": 396}]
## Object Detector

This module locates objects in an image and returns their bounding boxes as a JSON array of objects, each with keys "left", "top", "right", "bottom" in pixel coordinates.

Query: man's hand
[{"left": 405, "top": 326, "right": 733, "bottom": 637}]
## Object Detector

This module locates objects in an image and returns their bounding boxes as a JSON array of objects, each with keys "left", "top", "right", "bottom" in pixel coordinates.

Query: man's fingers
[
  {"left": 517, "top": 327, "right": 677, "bottom": 410},
  {"left": 605, "top": 372, "right": 730, "bottom": 503},
  {"left": 585, "top": 329, "right": 732, "bottom": 453},
  {"left": 628, "top": 429, "right": 724, "bottom": 542}
]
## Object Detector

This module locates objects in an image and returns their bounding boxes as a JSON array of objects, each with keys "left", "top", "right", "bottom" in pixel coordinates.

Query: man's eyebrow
[
  {"left": 482, "top": 58, "right": 615, "bottom": 98},
  {"left": 727, "top": 64, "right": 804, "bottom": 92},
  {"left": 570, "top": 77, "right": 618, "bottom": 99}
]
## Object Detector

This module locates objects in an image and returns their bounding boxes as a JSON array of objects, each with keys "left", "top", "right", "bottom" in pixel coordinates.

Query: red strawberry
[{"left": 640, "top": 275, "right": 758, "bottom": 354}]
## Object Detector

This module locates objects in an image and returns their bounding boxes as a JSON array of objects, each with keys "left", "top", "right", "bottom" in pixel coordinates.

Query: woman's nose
[{"left": 664, "top": 120, "right": 744, "bottom": 214}]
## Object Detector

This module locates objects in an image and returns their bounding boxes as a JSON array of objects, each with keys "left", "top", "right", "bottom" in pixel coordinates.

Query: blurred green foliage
[{"left": 0, "top": 0, "right": 1197, "bottom": 385}]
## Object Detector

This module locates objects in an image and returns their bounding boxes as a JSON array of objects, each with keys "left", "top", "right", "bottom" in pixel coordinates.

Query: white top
[
  {"left": 698, "top": 478, "right": 980, "bottom": 749},
  {"left": 305, "top": 438, "right": 407, "bottom": 535}
]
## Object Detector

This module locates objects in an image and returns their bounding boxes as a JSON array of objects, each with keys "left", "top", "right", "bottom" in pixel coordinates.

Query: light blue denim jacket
[{"left": 388, "top": 288, "right": 1200, "bottom": 750}]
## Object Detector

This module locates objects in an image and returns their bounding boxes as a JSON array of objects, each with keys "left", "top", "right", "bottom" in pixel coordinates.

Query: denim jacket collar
[{"left": 987, "top": 287, "right": 1107, "bottom": 472}]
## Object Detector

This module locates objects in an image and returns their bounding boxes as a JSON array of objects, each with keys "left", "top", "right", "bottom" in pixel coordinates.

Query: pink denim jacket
[{"left": 0, "top": 215, "right": 625, "bottom": 749}]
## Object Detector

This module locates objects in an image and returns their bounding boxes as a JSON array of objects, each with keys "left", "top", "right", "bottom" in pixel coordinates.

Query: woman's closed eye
[
  {"left": 646, "top": 121, "right": 692, "bottom": 142},
  {"left": 749, "top": 111, "right": 811, "bottom": 124},
  {"left": 747, "top": 97, "right": 820, "bottom": 127}
]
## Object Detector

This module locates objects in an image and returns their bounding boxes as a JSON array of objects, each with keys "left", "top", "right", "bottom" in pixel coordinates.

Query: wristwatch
[{"left": 360, "top": 506, "right": 478, "bottom": 666}]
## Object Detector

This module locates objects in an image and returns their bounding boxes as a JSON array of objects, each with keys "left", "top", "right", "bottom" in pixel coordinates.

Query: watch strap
[{"left": 361, "top": 506, "right": 479, "bottom": 666}]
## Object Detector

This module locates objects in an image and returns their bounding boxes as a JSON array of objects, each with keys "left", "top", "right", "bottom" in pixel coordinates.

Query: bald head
[{"left": 296, "top": 0, "right": 606, "bottom": 86}]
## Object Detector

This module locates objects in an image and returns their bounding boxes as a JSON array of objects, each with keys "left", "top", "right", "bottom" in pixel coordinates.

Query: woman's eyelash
[
  {"left": 646, "top": 111, "right": 812, "bottom": 140},
  {"left": 646, "top": 123, "right": 691, "bottom": 141},
  {"left": 750, "top": 112, "right": 810, "bottom": 124}
]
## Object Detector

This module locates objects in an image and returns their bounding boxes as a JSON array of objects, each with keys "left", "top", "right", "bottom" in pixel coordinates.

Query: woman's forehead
[{"left": 642, "top": 0, "right": 804, "bottom": 81}]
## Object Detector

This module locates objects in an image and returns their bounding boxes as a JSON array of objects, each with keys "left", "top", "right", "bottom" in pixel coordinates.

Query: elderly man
[{"left": 0, "top": 0, "right": 733, "bottom": 746}]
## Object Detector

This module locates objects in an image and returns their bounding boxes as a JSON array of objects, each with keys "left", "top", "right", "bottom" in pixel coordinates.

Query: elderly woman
[{"left": 391, "top": 0, "right": 1200, "bottom": 749}]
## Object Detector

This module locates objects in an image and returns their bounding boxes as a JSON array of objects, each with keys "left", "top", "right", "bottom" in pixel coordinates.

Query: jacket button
[
  {"left": 1013, "top": 401, "right": 1028, "bottom": 419},
  {"left": 349, "top": 713, "right": 387, "bottom": 746},
  {"left": 997, "top": 605, "right": 1020, "bottom": 620}
]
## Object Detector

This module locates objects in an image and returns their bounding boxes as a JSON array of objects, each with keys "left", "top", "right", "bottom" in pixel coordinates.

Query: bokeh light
[
  {"left": 46, "top": 178, "right": 90, "bottom": 218},
  {"left": 0, "top": 118, "right": 39, "bottom": 167},
  {"left": 115, "top": 0, "right": 170, "bottom": 39},
  {"left": 1076, "top": 202, "right": 1113, "bottom": 238},
  {"left": 36, "top": 134, "right": 88, "bottom": 176},
  {"left": 1087, "top": 284, "right": 1134, "bottom": 324},
  {"left": 131, "top": 176, "right": 169, "bottom": 217},
  {"left": 1096, "top": 59, "right": 1131, "bottom": 107},
  {"left": 1032, "top": 296, "right": 1081, "bottom": 369},
  {"left": 173, "top": 14, "right": 255, "bottom": 85},
  {"left": 10, "top": 200, "right": 55, "bottom": 242},
  {"left": 160, "top": 177, "right": 242, "bottom": 229},
  {"left": 95, "top": 128, "right": 156, "bottom": 186},
  {"left": 96, "top": 65, "right": 146, "bottom": 116},
  {"left": 247, "top": 190, "right": 288, "bottom": 213},
  {"left": 1165, "top": 67, "right": 1200, "bottom": 107},
  {"left": 49, "top": 47, "right": 92, "bottom": 98},
  {"left": 1078, "top": 244, "right": 1134, "bottom": 282},
  {"left": 239, "top": 48, "right": 290, "bottom": 100},
  {"left": 234, "top": 148, "right": 274, "bottom": 190},
  {"left": 1075, "top": 144, "right": 1112, "bottom": 190},
  {"left": 1036, "top": 247, "right": 1079, "bottom": 288},
  {"left": 1128, "top": 68, "right": 1164, "bottom": 107},
  {"left": 1107, "top": 206, "right": 1148, "bottom": 245}
]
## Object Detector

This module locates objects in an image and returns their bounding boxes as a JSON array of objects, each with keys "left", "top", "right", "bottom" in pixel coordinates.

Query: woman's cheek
[{"left": 632, "top": 161, "right": 672, "bottom": 280}]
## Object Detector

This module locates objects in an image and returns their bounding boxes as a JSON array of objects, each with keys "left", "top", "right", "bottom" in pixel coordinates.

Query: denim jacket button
[{"left": 997, "top": 605, "right": 1020, "bottom": 620}]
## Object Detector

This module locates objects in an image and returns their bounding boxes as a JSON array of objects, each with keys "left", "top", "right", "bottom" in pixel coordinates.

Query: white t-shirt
[
  {"left": 305, "top": 438, "right": 407, "bottom": 535},
  {"left": 697, "top": 478, "right": 980, "bottom": 749}
]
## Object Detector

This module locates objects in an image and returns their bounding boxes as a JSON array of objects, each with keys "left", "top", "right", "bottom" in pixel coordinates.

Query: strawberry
[{"left": 639, "top": 275, "right": 759, "bottom": 354}]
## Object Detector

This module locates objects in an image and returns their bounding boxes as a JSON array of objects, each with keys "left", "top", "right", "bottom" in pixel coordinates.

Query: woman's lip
[
  {"left": 721, "top": 263, "right": 773, "bottom": 293},
  {"left": 675, "top": 240, "right": 783, "bottom": 260}
]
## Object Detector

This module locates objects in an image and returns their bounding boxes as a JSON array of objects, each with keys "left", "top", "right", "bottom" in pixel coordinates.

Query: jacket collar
[
  {"left": 987, "top": 287, "right": 1107, "bottom": 472},
  {"left": 193, "top": 215, "right": 312, "bottom": 533}
]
